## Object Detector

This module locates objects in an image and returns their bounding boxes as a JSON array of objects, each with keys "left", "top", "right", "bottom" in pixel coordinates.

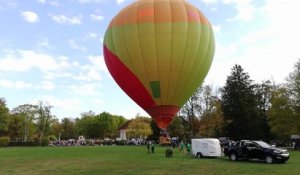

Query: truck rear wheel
[{"left": 197, "top": 153, "right": 203, "bottom": 158}]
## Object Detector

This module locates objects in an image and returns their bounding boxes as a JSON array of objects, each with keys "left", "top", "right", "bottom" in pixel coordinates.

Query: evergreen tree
[{"left": 221, "top": 65, "right": 265, "bottom": 140}]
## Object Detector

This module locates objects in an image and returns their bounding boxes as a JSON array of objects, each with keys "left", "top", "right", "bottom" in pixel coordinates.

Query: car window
[
  {"left": 247, "top": 143, "right": 257, "bottom": 147},
  {"left": 255, "top": 141, "right": 271, "bottom": 148}
]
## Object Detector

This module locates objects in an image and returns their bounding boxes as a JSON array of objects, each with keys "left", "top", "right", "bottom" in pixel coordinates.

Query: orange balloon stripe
[{"left": 108, "top": 2, "right": 209, "bottom": 29}]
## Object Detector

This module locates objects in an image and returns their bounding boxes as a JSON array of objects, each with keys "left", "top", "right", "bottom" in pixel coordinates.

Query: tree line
[{"left": 1, "top": 60, "right": 300, "bottom": 146}]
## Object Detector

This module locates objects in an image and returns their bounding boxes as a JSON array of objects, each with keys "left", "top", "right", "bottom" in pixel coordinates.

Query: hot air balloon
[{"left": 103, "top": 0, "right": 215, "bottom": 129}]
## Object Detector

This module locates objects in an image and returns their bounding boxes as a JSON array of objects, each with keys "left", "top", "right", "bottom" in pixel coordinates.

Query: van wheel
[
  {"left": 229, "top": 153, "right": 237, "bottom": 161},
  {"left": 265, "top": 156, "right": 273, "bottom": 164},
  {"left": 197, "top": 153, "right": 202, "bottom": 158}
]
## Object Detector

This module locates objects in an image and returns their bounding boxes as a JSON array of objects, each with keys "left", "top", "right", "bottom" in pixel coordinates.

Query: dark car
[{"left": 227, "top": 140, "right": 290, "bottom": 164}]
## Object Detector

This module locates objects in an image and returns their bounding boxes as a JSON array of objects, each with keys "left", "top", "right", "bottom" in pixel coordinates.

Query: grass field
[{"left": 0, "top": 146, "right": 299, "bottom": 175}]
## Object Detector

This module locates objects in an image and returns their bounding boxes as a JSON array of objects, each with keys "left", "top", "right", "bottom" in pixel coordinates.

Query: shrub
[
  {"left": 8, "top": 142, "right": 39, "bottom": 147},
  {"left": 165, "top": 148, "right": 173, "bottom": 157},
  {"left": 48, "top": 135, "right": 57, "bottom": 141},
  {"left": 41, "top": 137, "right": 49, "bottom": 146},
  {"left": 0, "top": 136, "right": 10, "bottom": 147}
]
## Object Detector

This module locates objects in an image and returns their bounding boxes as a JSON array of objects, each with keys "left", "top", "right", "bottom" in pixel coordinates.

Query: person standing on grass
[
  {"left": 186, "top": 142, "right": 191, "bottom": 156},
  {"left": 180, "top": 141, "right": 184, "bottom": 153},
  {"left": 151, "top": 141, "right": 155, "bottom": 153},
  {"left": 147, "top": 141, "right": 151, "bottom": 153}
]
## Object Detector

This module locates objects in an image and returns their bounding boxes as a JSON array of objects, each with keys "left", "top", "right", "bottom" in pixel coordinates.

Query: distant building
[{"left": 118, "top": 120, "right": 132, "bottom": 140}]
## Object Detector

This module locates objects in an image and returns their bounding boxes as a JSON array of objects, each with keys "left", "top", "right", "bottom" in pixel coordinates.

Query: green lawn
[{"left": 0, "top": 146, "right": 299, "bottom": 175}]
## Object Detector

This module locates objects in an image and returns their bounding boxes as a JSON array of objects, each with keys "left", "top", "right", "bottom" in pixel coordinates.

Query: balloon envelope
[{"left": 103, "top": 0, "right": 215, "bottom": 129}]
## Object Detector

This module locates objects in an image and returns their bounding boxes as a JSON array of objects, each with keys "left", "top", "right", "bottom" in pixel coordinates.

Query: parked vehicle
[
  {"left": 227, "top": 140, "right": 290, "bottom": 164},
  {"left": 191, "top": 138, "right": 222, "bottom": 158}
]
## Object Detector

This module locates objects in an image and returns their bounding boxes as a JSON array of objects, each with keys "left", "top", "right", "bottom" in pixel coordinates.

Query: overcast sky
[{"left": 0, "top": 0, "right": 299, "bottom": 120}]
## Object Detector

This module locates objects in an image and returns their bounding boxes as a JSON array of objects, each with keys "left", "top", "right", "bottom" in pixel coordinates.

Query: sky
[{"left": 1, "top": 0, "right": 300, "bottom": 120}]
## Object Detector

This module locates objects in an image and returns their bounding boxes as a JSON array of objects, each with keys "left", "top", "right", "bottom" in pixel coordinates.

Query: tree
[
  {"left": 97, "top": 112, "right": 125, "bottom": 138},
  {"left": 221, "top": 65, "right": 265, "bottom": 140},
  {"left": 126, "top": 117, "right": 152, "bottom": 139},
  {"left": 8, "top": 113, "right": 23, "bottom": 141},
  {"left": 286, "top": 59, "right": 300, "bottom": 134},
  {"left": 287, "top": 59, "right": 300, "bottom": 112},
  {"left": 167, "top": 116, "right": 185, "bottom": 138},
  {"left": 199, "top": 100, "right": 224, "bottom": 137},
  {"left": 36, "top": 101, "right": 54, "bottom": 145},
  {"left": 61, "top": 118, "right": 76, "bottom": 140},
  {"left": 268, "top": 87, "right": 296, "bottom": 140},
  {"left": 0, "top": 98, "right": 10, "bottom": 137},
  {"left": 11, "top": 104, "right": 37, "bottom": 142},
  {"left": 179, "top": 87, "right": 202, "bottom": 138},
  {"left": 149, "top": 119, "right": 160, "bottom": 140},
  {"left": 50, "top": 119, "right": 62, "bottom": 140},
  {"left": 254, "top": 80, "right": 274, "bottom": 141},
  {"left": 76, "top": 114, "right": 100, "bottom": 139}
]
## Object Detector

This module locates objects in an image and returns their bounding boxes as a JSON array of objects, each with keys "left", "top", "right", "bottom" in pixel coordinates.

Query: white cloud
[
  {"left": 69, "top": 55, "right": 107, "bottom": 82},
  {"left": 0, "top": 50, "right": 60, "bottom": 72},
  {"left": 68, "top": 39, "right": 87, "bottom": 51},
  {"left": 201, "top": 0, "right": 218, "bottom": 4},
  {"left": 212, "top": 25, "right": 221, "bottom": 33},
  {"left": 0, "top": 50, "right": 70, "bottom": 72},
  {"left": 223, "top": 0, "right": 256, "bottom": 22},
  {"left": 116, "top": 0, "right": 125, "bottom": 5},
  {"left": 77, "top": 0, "right": 106, "bottom": 3},
  {"left": 0, "top": 2, "right": 17, "bottom": 11},
  {"left": 0, "top": 79, "right": 33, "bottom": 89},
  {"left": 206, "top": 0, "right": 300, "bottom": 86},
  {"left": 85, "top": 32, "right": 99, "bottom": 40},
  {"left": 36, "top": 81, "right": 56, "bottom": 90},
  {"left": 37, "top": 0, "right": 46, "bottom": 3},
  {"left": 20, "top": 11, "right": 39, "bottom": 23},
  {"left": 30, "top": 96, "right": 81, "bottom": 109},
  {"left": 90, "top": 14, "right": 104, "bottom": 21},
  {"left": 69, "top": 83, "right": 101, "bottom": 96},
  {"left": 0, "top": 79, "right": 55, "bottom": 90},
  {"left": 36, "top": 38, "right": 50, "bottom": 48},
  {"left": 88, "top": 55, "right": 108, "bottom": 72},
  {"left": 50, "top": 14, "right": 81, "bottom": 25}
]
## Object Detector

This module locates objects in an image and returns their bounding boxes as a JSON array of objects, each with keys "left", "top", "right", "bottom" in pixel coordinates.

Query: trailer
[{"left": 191, "top": 138, "right": 222, "bottom": 158}]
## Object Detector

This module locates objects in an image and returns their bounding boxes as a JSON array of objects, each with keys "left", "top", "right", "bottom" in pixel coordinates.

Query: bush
[
  {"left": 165, "top": 148, "right": 173, "bottom": 157},
  {"left": 48, "top": 135, "right": 57, "bottom": 141},
  {"left": 0, "top": 136, "right": 10, "bottom": 147},
  {"left": 8, "top": 142, "right": 39, "bottom": 147},
  {"left": 41, "top": 138, "right": 49, "bottom": 146}
]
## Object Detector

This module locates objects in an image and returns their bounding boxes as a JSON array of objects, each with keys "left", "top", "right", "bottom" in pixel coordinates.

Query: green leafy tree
[
  {"left": 221, "top": 65, "right": 265, "bottom": 140},
  {"left": 179, "top": 87, "right": 202, "bottom": 138},
  {"left": 0, "top": 98, "right": 10, "bottom": 137},
  {"left": 11, "top": 104, "right": 37, "bottom": 142},
  {"left": 199, "top": 100, "right": 224, "bottom": 137},
  {"left": 8, "top": 114, "right": 23, "bottom": 141},
  {"left": 167, "top": 116, "right": 185, "bottom": 138},
  {"left": 50, "top": 119, "right": 62, "bottom": 140},
  {"left": 268, "top": 87, "right": 296, "bottom": 140},
  {"left": 149, "top": 119, "right": 160, "bottom": 140},
  {"left": 76, "top": 113, "right": 100, "bottom": 139},
  {"left": 61, "top": 118, "right": 76, "bottom": 139},
  {"left": 286, "top": 59, "right": 300, "bottom": 134},
  {"left": 287, "top": 59, "right": 300, "bottom": 112},
  {"left": 254, "top": 80, "right": 274, "bottom": 141},
  {"left": 36, "top": 101, "right": 54, "bottom": 145}
]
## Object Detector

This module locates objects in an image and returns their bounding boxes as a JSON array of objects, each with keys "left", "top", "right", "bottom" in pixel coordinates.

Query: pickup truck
[{"left": 227, "top": 140, "right": 289, "bottom": 164}]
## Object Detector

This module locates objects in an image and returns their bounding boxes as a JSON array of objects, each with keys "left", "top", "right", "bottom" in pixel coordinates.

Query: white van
[{"left": 191, "top": 138, "right": 222, "bottom": 158}]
